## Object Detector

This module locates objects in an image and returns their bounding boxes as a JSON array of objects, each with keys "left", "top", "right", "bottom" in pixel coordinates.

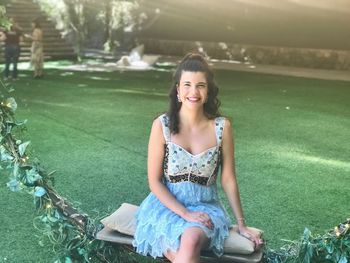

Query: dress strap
[
  {"left": 159, "top": 114, "right": 171, "bottom": 143},
  {"left": 215, "top": 117, "right": 225, "bottom": 146}
]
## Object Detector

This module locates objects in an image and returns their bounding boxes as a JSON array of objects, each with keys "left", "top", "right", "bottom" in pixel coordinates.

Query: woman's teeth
[{"left": 187, "top": 97, "right": 200, "bottom": 102}]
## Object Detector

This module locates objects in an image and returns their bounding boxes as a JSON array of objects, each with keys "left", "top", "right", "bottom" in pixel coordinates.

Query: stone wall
[{"left": 141, "top": 39, "right": 350, "bottom": 70}]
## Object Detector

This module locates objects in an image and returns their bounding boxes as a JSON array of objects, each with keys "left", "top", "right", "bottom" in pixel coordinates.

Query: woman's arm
[
  {"left": 29, "top": 28, "right": 42, "bottom": 41},
  {"left": 0, "top": 32, "right": 6, "bottom": 41},
  {"left": 220, "top": 119, "right": 261, "bottom": 244},
  {"left": 147, "top": 118, "right": 213, "bottom": 229}
]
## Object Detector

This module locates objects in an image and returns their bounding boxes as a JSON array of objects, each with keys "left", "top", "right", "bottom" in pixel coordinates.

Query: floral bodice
[{"left": 159, "top": 114, "right": 225, "bottom": 187}]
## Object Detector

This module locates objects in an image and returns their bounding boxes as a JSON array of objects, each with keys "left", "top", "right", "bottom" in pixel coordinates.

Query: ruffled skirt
[{"left": 132, "top": 181, "right": 231, "bottom": 258}]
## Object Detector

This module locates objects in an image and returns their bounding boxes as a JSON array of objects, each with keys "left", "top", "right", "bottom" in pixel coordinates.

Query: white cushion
[
  {"left": 101, "top": 203, "right": 138, "bottom": 236},
  {"left": 101, "top": 203, "right": 263, "bottom": 254}
]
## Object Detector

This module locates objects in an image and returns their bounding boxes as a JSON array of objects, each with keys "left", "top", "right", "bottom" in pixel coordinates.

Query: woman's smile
[
  {"left": 178, "top": 71, "right": 208, "bottom": 107},
  {"left": 187, "top": 96, "right": 201, "bottom": 102}
]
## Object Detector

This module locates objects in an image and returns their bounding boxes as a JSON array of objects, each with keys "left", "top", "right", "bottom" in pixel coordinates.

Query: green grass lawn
[{"left": 0, "top": 66, "right": 349, "bottom": 262}]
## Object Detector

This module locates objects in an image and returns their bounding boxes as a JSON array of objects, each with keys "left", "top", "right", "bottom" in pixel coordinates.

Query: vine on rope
[
  {"left": 0, "top": 79, "right": 140, "bottom": 262},
  {"left": 264, "top": 223, "right": 350, "bottom": 263}
]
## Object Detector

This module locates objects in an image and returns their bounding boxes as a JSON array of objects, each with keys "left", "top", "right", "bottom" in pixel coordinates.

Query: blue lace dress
[{"left": 132, "top": 114, "right": 231, "bottom": 258}]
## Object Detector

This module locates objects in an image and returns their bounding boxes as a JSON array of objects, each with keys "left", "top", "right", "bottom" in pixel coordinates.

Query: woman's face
[{"left": 177, "top": 71, "right": 208, "bottom": 110}]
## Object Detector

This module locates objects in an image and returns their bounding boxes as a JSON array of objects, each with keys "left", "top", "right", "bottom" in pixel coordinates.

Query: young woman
[
  {"left": 25, "top": 19, "right": 43, "bottom": 78},
  {"left": 133, "top": 53, "right": 262, "bottom": 263}
]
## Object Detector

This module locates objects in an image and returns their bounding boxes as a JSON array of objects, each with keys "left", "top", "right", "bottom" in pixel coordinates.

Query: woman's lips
[{"left": 187, "top": 97, "right": 200, "bottom": 102}]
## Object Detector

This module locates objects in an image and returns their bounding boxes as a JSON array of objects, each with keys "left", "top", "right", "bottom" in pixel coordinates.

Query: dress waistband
[{"left": 167, "top": 173, "right": 213, "bottom": 186}]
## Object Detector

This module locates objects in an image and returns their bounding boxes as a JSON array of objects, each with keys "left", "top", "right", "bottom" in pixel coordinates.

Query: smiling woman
[{"left": 0, "top": 65, "right": 349, "bottom": 262}]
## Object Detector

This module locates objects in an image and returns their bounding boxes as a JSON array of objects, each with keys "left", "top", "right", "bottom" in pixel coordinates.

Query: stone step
[
  {"left": 6, "top": 5, "right": 41, "bottom": 11},
  {"left": 1, "top": 41, "right": 74, "bottom": 48},
  {"left": 3, "top": 0, "right": 76, "bottom": 62},
  {"left": 0, "top": 44, "right": 74, "bottom": 51},
  {"left": 0, "top": 47, "right": 75, "bottom": 53},
  {"left": 11, "top": 24, "right": 61, "bottom": 30},
  {"left": 0, "top": 50, "right": 76, "bottom": 57},
  {"left": 0, "top": 53, "right": 76, "bottom": 62},
  {"left": 8, "top": 0, "right": 38, "bottom": 3}
]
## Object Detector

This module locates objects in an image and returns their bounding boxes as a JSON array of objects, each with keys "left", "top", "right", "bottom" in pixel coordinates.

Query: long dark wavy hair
[
  {"left": 167, "top": 53, "right": 221, "bottom": 134},
  {"left": 32, "top": 19, "right": 41, "bottom": 29}
]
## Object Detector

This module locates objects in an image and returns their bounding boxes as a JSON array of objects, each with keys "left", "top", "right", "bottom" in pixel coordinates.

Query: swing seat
[{"left": 96, "top": 203, "right": 263, "bottom": 263}]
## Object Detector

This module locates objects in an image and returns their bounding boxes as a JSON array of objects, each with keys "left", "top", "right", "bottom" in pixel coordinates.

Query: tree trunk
[
  {"left": 63, "top": 0, "right": 87, "bottom": 62},
  {"left": 104, "top": 0, "right": 112, "bottom": 51}
]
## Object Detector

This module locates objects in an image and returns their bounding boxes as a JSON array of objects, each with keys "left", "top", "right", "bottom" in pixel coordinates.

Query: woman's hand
[
  {"left": 183, "top": 211, "right": 214, "bottom": 229},
  {"left": 238, "top": 225, "right": 264, "bottom": 249}
]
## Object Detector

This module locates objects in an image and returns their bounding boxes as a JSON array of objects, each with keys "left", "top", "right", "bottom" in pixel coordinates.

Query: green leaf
[
  {"left": 41, "top": 215, "right": 48, "bottom": 223},
  {"left": 339, "top": 255, "right": 348, "bottom": 263},
  {"left": 13, "top": 163, "right": 19, "bottom": 177},
  {"left": 78, "top": 247, "right": 86, "bottom": 255},
  {"left": 326, "top": 243, "right": 334, "bottom": 253},
  {"left": 5, "top": 121, "right": 16, "bottom": 133},
  {"left": 0, "top": 145, "right": 13, "bottom": 161},
  {"left": 19, "top": 141, "right": 31, "bottom": 156},
  {"left": 6, "top": 178, "right": 21, "bottom": 191},
  {"left": 303, "top": 228, "right": 311, "bottom": 239},
  {"left": 26, "top": 168, "right": 42, "bottom": 184},
  {"left": 307, "top": 242, "right": 313, "bottom": 260},
  {"left": 34, "top": 186, "right": 46, "bottom": 197},
  {"left": 15, "top": 119, "right": 27, "bottom": 126},
  {"left": 4, "top": 97, "right": 17, "bottom": 112},
  {"left": 46, "top": 214, "right": 59, "bottom": 223},
  {"left": 54, "top": 210, "right": 62, "bottom": 220}
]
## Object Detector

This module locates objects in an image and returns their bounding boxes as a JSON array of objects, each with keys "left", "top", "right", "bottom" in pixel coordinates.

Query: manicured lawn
[{"left": 1, "top": 66, "right": 349, "bottom": 262}]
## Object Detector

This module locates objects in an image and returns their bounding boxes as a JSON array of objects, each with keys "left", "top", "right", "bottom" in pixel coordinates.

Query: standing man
[{"left": 0, "top": 17, "right": 22, "bottom": 80}]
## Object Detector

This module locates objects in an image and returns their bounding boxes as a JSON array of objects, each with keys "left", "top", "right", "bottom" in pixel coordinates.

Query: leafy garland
[
  {"left": 0, "top": 79, "right": 349, "bottom": 263},
  {"left": 265, "top": 223, "right": 349, "bottom": 263},
  {"left": 0, "top": 80, "right": 142, "bottom": 263}
]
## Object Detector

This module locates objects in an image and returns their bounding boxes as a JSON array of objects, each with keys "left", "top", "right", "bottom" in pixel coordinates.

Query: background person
[
  {"left": 24, "top": 19, "right": 43, "bottom": 78},
  {"left": 0, "top": 17, "right": 22, "bottom": 80}
]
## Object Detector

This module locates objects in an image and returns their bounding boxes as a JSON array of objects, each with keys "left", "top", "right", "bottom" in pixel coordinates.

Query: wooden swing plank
[{"left": 96, "top": 227, "right": 263, "bottom": 263}]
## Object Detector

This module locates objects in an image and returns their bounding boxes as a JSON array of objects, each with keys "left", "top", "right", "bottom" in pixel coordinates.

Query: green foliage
[
  {"left": 264, "top": 222, "right": 350, "bottom": 263},
  {"left": 0, "top": 79, "right": 143, "bottom": 262},
  {"left": 0, "top": 5, "right": 10, "bottom": 30},
  {"left": 0, "top": 5, "right": 5, "bottom": 23},
  {"left": 35, "top": 0, "right": 140, "bottom": 55}
]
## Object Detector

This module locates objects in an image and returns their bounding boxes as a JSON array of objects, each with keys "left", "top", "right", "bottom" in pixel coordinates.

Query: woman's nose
[{"left": 189, "top": 85, "right": 199, "bottom": 93}]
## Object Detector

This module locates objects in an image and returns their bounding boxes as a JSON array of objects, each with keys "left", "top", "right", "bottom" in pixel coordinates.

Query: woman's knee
[
  {"left": 181, "top": 228, "right": 208, "bottom": 251},
  {"left": 164, "top": 250, "right": 176, "bottom": 262}
]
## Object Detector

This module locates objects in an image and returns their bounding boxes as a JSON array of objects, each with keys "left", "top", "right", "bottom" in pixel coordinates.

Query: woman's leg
[
  {"left": 164, "top": 250, "right": 177, "bottom": 262},
  {"left": 33, "top": 55, "right": 38, "bottom": 77},
  {"left": 12, "top": 46, "right": 20, "bottom": 79},
  {"left": 173, "top": 227, "right": 209, "bottom": 263},
  {"left": 4, "top": 46, "right": 12, "bottom": 78}
]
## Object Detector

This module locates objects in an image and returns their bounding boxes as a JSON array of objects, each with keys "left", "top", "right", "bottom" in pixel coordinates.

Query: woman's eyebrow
[{"left": 182, "top": 81, "right": 207, "bottom": 85}]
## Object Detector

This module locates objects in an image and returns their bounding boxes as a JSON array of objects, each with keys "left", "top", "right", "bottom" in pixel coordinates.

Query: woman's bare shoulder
[
  {"left": 151, "top": 117, "right": 162, "bottom": 130},
  {"left": 149, "top": 117, "right": 166, "bottom": 145}
]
